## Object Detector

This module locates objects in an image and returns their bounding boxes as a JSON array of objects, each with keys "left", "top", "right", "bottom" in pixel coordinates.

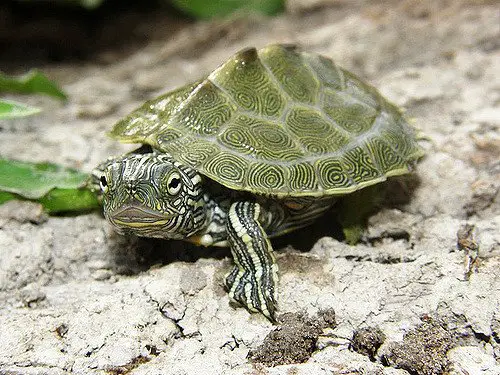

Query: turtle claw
[{"left": 226, "top": 265, "right": 278, "bottom": 322}]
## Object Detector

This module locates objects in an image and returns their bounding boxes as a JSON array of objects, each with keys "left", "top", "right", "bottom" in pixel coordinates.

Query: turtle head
[{"left": 95, "top": 153, "right": 207, "bottom": 239}]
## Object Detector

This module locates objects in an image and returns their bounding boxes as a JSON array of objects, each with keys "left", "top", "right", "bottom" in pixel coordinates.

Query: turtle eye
[
  {"left": 166, "top": 172, "right": 182, "bottom": 195},
  {"left": 99, "top": 175, "right": 109, "bottom": 193}
]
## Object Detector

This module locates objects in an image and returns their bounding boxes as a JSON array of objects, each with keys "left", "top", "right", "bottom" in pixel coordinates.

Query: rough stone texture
[{"left": 1, "top": 1, "right": 499, "bottom": 374}]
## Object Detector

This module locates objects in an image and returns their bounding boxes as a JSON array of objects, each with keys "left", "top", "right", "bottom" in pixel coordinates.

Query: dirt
[
  {"left": 351, "top": 326, "right": 386, "bottom": 361},
  {"left": 248, "top": 309, "right": 336, "bottom": 367},
  {"left": 381, "top": 317, "right": 454, "bottom": 374},
  {"left": 1, "top": 0, "right": 499, "bottom": 374}
]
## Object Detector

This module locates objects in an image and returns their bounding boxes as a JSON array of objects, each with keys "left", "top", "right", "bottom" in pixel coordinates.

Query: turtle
[{"left": 93, "top": 44, "right": 424, "bottom": 321}]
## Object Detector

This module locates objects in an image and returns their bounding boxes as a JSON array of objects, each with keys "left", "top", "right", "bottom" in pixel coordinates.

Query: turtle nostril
[{"left": 126, "top": 181, "right": 138, "bottom": 195}]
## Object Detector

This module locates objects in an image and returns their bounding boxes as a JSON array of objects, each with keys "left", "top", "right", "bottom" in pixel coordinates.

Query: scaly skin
[{"left": 93, "top": 151, "right": 334, "bottom": 321}]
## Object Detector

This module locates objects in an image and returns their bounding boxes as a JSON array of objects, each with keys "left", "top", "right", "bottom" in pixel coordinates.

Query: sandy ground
[{"left": 0, "top": 1, "right": 499, "bottom": 374}]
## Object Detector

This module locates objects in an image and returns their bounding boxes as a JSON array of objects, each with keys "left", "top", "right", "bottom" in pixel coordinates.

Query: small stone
[
  {"left": 351, "top": 326, "right": 386, "bottom": 360},
  {"left": 55, "top": 323, "right": 69, "bottom": 338}
]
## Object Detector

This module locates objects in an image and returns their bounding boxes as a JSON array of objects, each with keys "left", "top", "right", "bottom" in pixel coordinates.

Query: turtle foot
[{"left": 225, "top": 265, "right": 278, "bottom": 322}]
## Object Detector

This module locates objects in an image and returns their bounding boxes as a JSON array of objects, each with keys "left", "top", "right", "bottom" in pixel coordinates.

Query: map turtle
[{"left": 94, "top": 44, "right": 424, "bottom": 320}]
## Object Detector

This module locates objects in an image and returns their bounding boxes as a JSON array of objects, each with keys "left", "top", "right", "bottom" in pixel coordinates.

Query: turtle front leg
[{"left": 225, "top": 201, "right": 278, "bottom": 321}]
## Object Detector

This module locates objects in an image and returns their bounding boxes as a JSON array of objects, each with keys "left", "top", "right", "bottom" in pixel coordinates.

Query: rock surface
[{"left": 1, "top": 1, "right": 499, "bottom": 374}]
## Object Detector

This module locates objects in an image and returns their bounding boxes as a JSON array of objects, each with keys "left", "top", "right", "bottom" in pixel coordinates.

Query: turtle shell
[{"left": 111, "top": 44, "right": 424, "bottom": 196}]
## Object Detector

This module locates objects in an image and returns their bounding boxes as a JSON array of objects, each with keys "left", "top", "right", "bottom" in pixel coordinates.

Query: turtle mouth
[{"left": 110, "top": 204, "right": 175, "bottom": 227}]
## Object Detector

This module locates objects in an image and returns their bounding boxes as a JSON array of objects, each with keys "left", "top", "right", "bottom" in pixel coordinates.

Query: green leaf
[
  {"left": 0, "top": 158, "right": 100, "bottom": 213},
  {"left": 0, "top": 158, "right": 87, "bottom": 199},
  {"left": 171, "top": 0, "right": 284, "bottom": 19},
  {"left": 0, "top": 191, "right": 17, "bottom": 204},
  {"left": 39, "top": 188, "right": 100, "bottom": 214},
  {"left": 0, "top": 100, "right": 41, "bottom": 119},
  {"left": 0, "top": 70, "right": 67, "bottom": 101}
]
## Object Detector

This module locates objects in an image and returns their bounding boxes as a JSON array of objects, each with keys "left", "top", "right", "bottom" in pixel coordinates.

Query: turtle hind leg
[{"left": 225, "top": 201, "right": 278, "bottom": 321}]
